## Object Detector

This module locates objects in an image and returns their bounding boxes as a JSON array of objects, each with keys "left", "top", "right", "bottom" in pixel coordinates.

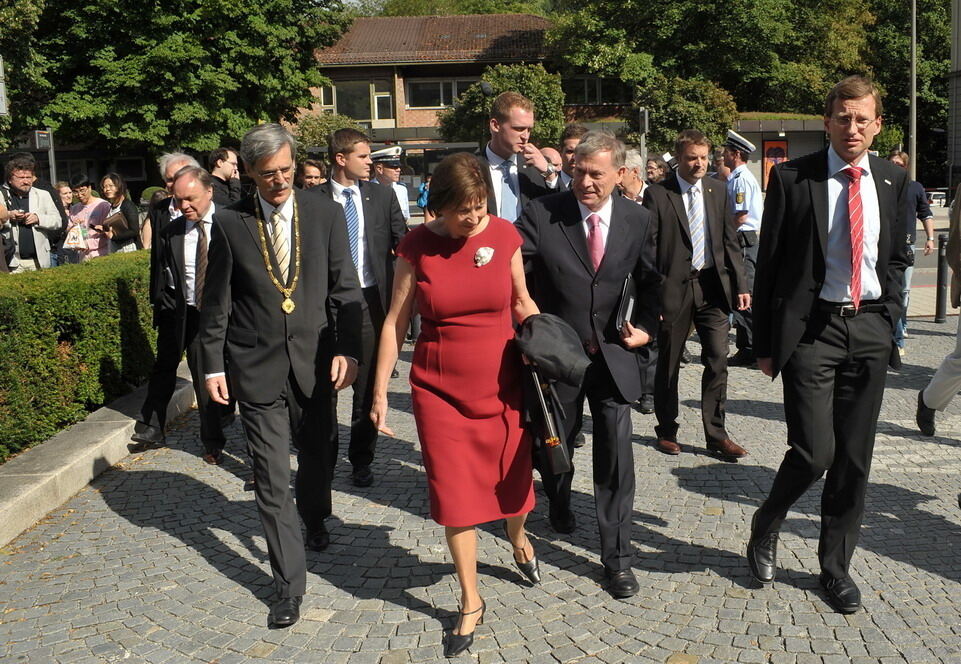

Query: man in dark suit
[
  {"left": 478, "top": 91, "right": 558, "bottom": 221},
  {"left": 644, "top": 129, "right": 750, "bottom": 460},
  {"left": 131, "top": 153, "right": 203, "bottom": 449},
  {"left": 314, "top": 128, "right": 407, "bottom": 488},
  {"left": 516, "top": 131, "right": 661, "bottom": 599},
  {"left": 201, "top": 124, "right": 363, "bottom": 628},
  {"left": 748, "top": 76, "right": 909, "bottom": 614},
  {"left": 132, "top": 166, "right": 233, "bottom": 463}
]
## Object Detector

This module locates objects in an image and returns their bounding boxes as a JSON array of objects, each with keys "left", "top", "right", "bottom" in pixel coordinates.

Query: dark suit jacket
[
  {"left": 477, "top": 149, "right": 553, "bottom": 217},
  {"left": 753, "top": 149, "right": 909, "bottom": 376},
  {"left": 200, "top": 192, "right": 363, "bottom": 403},
  {"left": 311, "top": 180, "right": 407, "bottom": 312},
  {"left": 153, "top": 215, "right": 201, "bottom": 349},
  {"left": 148, "top": 197, "right": 176, "bottom": 322},
  {"left": 643, "top": 173, "right": 747, "bottom": 322},
  {"left": 515, "top": 191, "right": 661, "bottom": 403}
]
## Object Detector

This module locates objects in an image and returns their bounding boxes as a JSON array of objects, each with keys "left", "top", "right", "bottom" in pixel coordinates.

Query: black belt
[{"left": 817, "top": 300, "right": 886, "bottom": 317}]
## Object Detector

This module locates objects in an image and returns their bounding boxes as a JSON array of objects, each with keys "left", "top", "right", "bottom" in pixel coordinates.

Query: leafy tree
[
  {"left": 291, "top": 112, "right": 361, "bottom": 160},
  {"left": 0, "top": 0, "right": 47, "bottom": 151},
  {"left": 3, "top": 0, "right": 350, "bottom": 152},
  {"left": 437, "top": 63, "right": 565, "bottom": 148}
]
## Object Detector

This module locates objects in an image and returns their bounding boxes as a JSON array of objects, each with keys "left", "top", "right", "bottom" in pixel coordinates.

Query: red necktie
[
  {"left": 587, "top": 213, "right": 604, "bottom": 271},
  {"left": 843, "top": 167, "right": 864, "bottom": 309}
]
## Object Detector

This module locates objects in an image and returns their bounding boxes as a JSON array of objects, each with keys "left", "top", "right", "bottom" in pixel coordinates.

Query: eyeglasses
[
  {"left": 257, "top": 165, "right": 294, "bottom": 180},
  {"left": 831, "top": 115, "right": 876, "bottom": 130}
]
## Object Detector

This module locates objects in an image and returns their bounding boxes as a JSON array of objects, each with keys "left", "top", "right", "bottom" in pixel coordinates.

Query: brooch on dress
[{"left": 474, "top": 247, "right": 494, "bottom": 267}]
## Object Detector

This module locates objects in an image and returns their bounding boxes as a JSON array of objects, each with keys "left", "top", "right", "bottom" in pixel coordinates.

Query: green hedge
[{"left": 0, "top": 252, "right": 156, "bottom": 462}]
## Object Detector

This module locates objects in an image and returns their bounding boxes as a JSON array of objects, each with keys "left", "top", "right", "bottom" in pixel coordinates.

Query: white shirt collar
[
  {"left": 827, "top": 145, "right": 872, "bottom": 178},
  {"left": 677, "top": 175, "right": 702, "bottom": 195},
  {"left": 258, "top": 191, "right": 295, "bottom": 221},
  {"left": 486, "top": 144, "right": 516, "bottom": 168},
  {"left": 577, "top": 194, "right": 614, "bottom": 227},
  {"left": 331, "top": 178, "right": 360, "bottom": 199}
]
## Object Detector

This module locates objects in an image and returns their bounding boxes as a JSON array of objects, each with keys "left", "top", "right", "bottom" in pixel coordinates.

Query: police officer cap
[
  {"left": 723, "top": 130, "right": 756, "bottom": 155},
  {"left": 371, "top": 145, "right": 403, "bottom": 167}
]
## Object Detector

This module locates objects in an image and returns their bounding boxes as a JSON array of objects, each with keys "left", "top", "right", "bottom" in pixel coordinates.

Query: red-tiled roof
[{"left": 316, "top": 14, "right": 552, "bottom": 66}]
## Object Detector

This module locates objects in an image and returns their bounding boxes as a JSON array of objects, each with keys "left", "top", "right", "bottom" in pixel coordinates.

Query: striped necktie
[
  {"left": 194, "top": 220, "right": 207, "bottom": 308},
  {"left": 270, "top": 209, "right": 290, "bottom": 283},
  {"left": 343, "top": 188, "right": 360, "bottom": 270},
  {"left": 688, "top": 186, "right": 705, "bottom": 270},
  {"left": 844, "top": 167, "right": 865, "bottom": 309}
]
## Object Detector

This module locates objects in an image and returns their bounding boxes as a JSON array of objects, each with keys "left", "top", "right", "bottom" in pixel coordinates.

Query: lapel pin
[{"left": 884, "top": 179, "right": 892, "bottom": 186}]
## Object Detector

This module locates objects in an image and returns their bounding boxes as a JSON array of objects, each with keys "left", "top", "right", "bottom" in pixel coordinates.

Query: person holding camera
[{"left": 0, "top": 155, "right": 62, "bottom": 272}]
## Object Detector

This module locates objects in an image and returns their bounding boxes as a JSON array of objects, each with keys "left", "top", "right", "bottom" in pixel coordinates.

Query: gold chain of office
[{"left": 254, "top": 195, "right": 302, "bottom": 314}]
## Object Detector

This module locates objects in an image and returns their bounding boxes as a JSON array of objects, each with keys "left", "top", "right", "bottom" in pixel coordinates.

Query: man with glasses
[
  {"left": 749, "top": 76, "right": 909, "bottom": 614},
  {"left": 201, "top": 123, "right": 362, "bottom": 628},
  {"left": 0, "top": 154, "right": 61, "bottom": 272},
  {"left": 208, "top": 147, "right": 242, "bottom": 207}
]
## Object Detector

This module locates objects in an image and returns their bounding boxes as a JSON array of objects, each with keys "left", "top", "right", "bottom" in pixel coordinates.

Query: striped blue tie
[
  {"left": 343, "top": 188, "right": 360, "bottom": 270},
  {"left": 688, "top": 187, "right": 705, "bottom": 270},
  {"left": 499, "top": 159, "right": 518, "bottom": 220}
]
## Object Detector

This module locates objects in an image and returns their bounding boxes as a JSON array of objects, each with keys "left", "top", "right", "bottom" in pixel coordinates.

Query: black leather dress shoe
[
  {"left": 549, "top": 506, "right": 576, "bottom": 534},
  {"left": 129, "top": 423, "right": 166, "bottom": 451},
  {"left": 306, "top": 522, "right": 330, "bottom": 551},
  {"left": 269, "top": 595, "right": 302, "bottom": 628},
  {"left": 637, "top": 393, "right": 655, "bottom": 414},
  {"left": 819, "top": 573, "right": 861, "bottom": 614},
  {"left": 746, "top": 513, "right": 777, "bottom": 585},
  {"left": 352, "top": 465, "right": 374, "bottom": 487},
  {"left": 604, "top": 568, "right": 639, "bottom": 599},
  {"left": 572, "top": 432, "right": 586, "bottom": 448},
  {"left": 916, "top": 390, "right": 936, "bottom": 436},
  {"left": 727, "top": 350, "right": 757, "bottom": 367}
]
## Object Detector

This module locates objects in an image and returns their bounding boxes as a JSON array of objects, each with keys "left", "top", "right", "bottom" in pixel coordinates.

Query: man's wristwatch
[{"left": 541, "top": 163, "right": 557, "bottom": 178}]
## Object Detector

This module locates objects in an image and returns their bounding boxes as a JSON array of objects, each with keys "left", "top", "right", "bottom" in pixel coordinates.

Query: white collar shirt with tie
[
  {"left": 823, "top": 146, "right": 881, "bottom": 303},
  {"left": 330, "top": 179, "right": 374, "bottom": 288},
  {"left": 486, "top": 144, "right": 520, "bottom": 221},
  {"left": 577, "top": 195, "right": 613, "bottom": 249},
  {"left": 184, "top": 202, "right": 216, "bottom": 307},
  {"left": 677, "top": 175, "right": 714, "bottom": 269}
]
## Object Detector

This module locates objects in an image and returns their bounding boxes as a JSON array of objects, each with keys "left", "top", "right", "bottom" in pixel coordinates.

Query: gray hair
[
  {"left": 171, "top": 165, "right": 213, "bottom": 190},
  {"left": 624, "top": 148, "right": 645, "bottom": 173},
  {"left": 240, "top": 123, "right": 298, "bottom": 167},
  {"left": 158, "top": 152, "right": 200, "bottom": 179},
  {"left": 574, "top": 131, "right": 626, "bottom": 169}
]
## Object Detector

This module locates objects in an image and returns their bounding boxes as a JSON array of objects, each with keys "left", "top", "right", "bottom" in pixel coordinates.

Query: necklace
[{"left": 254, "top": 194, "right": 302, "bottom": 314}]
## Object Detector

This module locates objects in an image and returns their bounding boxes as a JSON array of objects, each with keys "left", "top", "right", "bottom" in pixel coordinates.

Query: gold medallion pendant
[
  {"left": 281, "top": 297, "right": 296, "bottom": 314},
  {"left": 254, "top": 194, "right": 303, "bottom": 318}
]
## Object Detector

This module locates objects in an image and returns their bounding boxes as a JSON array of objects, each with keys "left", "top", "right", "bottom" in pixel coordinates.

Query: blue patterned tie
[
  {"left": 688, "top": 186, "right": 705, "bottom": 270},
  {"left": 499, "top": 159, "right": 518, "bottom": 220},
  {"left": 343, "top": 188, "right": 360, "bottom": 270}
]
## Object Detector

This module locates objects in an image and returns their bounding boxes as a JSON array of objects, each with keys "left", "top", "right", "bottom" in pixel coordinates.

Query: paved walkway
[{"left": 3, "top": 319, "right": 961, "bottom": 663}]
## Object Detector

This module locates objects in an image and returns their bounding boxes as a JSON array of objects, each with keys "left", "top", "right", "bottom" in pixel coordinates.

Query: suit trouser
[
  {"left": 140, "top": 307, "right": 231, "bottom": 454},
  {"left": 754, "top": 310, "right": 890, "bottom": 580},
  {"left": 922, "top": 313, "right": 961, "bottom": 410},
  {"left": 543, "top": 358, "right": 635, "bottom": 571},
  {"left": 239, "top": 372, "right": 334, "bottom": 598},
  {"left": 733, "top": 238, "right": 758, "bottom": 352},
  {"left": 654, "top": 270, "right": 731, "bottom": 443},
  {"left": 637, "top": 336, "right": 658, "bottom": 396},
  {"left": 332, "top": 287, "right": 385, "bottom": 469}
]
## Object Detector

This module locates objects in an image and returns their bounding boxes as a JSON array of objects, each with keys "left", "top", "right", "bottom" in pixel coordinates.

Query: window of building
[
  {"left": 329, "top": 80, "right": 393, "bottom": 122},
  {"left": 406, "top": 79, "right": 479, "bottom": 109},
  {"left": 562, "top": 77, "right": 632, "bottom": 105}
]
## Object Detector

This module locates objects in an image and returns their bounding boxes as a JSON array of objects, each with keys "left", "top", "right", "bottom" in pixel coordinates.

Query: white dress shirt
[
  {"left": 577, "top": 195, "right": 613, "bottom": 249},
  {"left": 330, "top": 180, "right": 374, "bottom": 288},
  {"left": 485, "top": 144, "right": 558, "bottom": 221},
  {"left": 677, "top": 176, "right": 714, "bottom": 269},
  {"left": 184, "top": 203, "right": 216, "bottom": 307},
  {"left": 822, "top": 146, "right": 882, "bottom": 303}
]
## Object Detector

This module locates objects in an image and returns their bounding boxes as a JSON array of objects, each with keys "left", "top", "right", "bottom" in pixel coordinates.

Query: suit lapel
[
  {"left": 558, "top": 194, "right": 594, "bottom": 274},
  {"left": 238, "top": 195, "right": 260, "bottom": 247},
  {"left": 170, "top": 219, "right": 188, "bottom": 296},
  {"left": 665, "top": 175, "right": 692, "bottom": 242},
  {"left": 599, "top": 196, "right": 630, "bottom": 276},
  {"left": 358, "top": 181, "right": 375, "bottom": 257},
  {"left": 870, "top": 155, "right": 894, "bottom": 282},
  {"left": 702, "top": 180, "right": 723, "bottom": 252},
  {"left": 808, "top": 150, "right": 830, "bottom": 263}
]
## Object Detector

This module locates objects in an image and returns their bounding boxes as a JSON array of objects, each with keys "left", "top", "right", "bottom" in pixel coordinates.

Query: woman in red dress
[{"left": 371, "top": 152, "right": 540, "bottom": 657}]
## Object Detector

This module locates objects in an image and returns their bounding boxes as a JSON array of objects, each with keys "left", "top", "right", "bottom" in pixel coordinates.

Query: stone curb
[{"left": 0, "top": 360, "right": 196, "bottom": 549}]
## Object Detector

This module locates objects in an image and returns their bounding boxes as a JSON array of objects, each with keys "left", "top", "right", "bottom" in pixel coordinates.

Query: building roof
[{"left": 316, "top": 14, "right": 553, "bottom": 66}]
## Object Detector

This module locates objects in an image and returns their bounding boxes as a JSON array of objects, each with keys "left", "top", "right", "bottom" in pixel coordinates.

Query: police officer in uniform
[
  {"left": 722, "top": 130, "right": 763, "bottom": 367},
  {"left": 370, "top": 146, "right": 411, "bottom": 222}
]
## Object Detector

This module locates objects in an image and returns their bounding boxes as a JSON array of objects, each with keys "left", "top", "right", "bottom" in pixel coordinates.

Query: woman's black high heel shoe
[
  {"left": 444, "top": 600, "right": 485, "bottom": 658},
  {"left": 503, "top": 523, "right": 541, "bottom": 585}
]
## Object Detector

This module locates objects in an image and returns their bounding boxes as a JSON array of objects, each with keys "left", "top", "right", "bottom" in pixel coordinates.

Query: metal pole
[
  {"left": 46, "top": 127, "right": 57, "bottom": 184},
  {"left": 936, "top": 232, "right": 949, "bottom": 323},
  {"left": 910, "top": 0, "right": 918, "bottom": 181},
  {"left": 638, "top": 107, "right": 646, "bottom": 160}
]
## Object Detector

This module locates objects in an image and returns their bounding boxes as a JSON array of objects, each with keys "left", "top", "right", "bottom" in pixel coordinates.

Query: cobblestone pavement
[{"left": 3, "top": 319, "right": 961, "bottom": 664}]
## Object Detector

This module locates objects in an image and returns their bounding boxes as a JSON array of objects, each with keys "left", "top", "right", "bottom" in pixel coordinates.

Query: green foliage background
[
  {"left": 0, "top": 252, "right": 155, "bottom": 462},
  {"left": 293, "top": 113, "right": 362, "bottom": 160}
]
